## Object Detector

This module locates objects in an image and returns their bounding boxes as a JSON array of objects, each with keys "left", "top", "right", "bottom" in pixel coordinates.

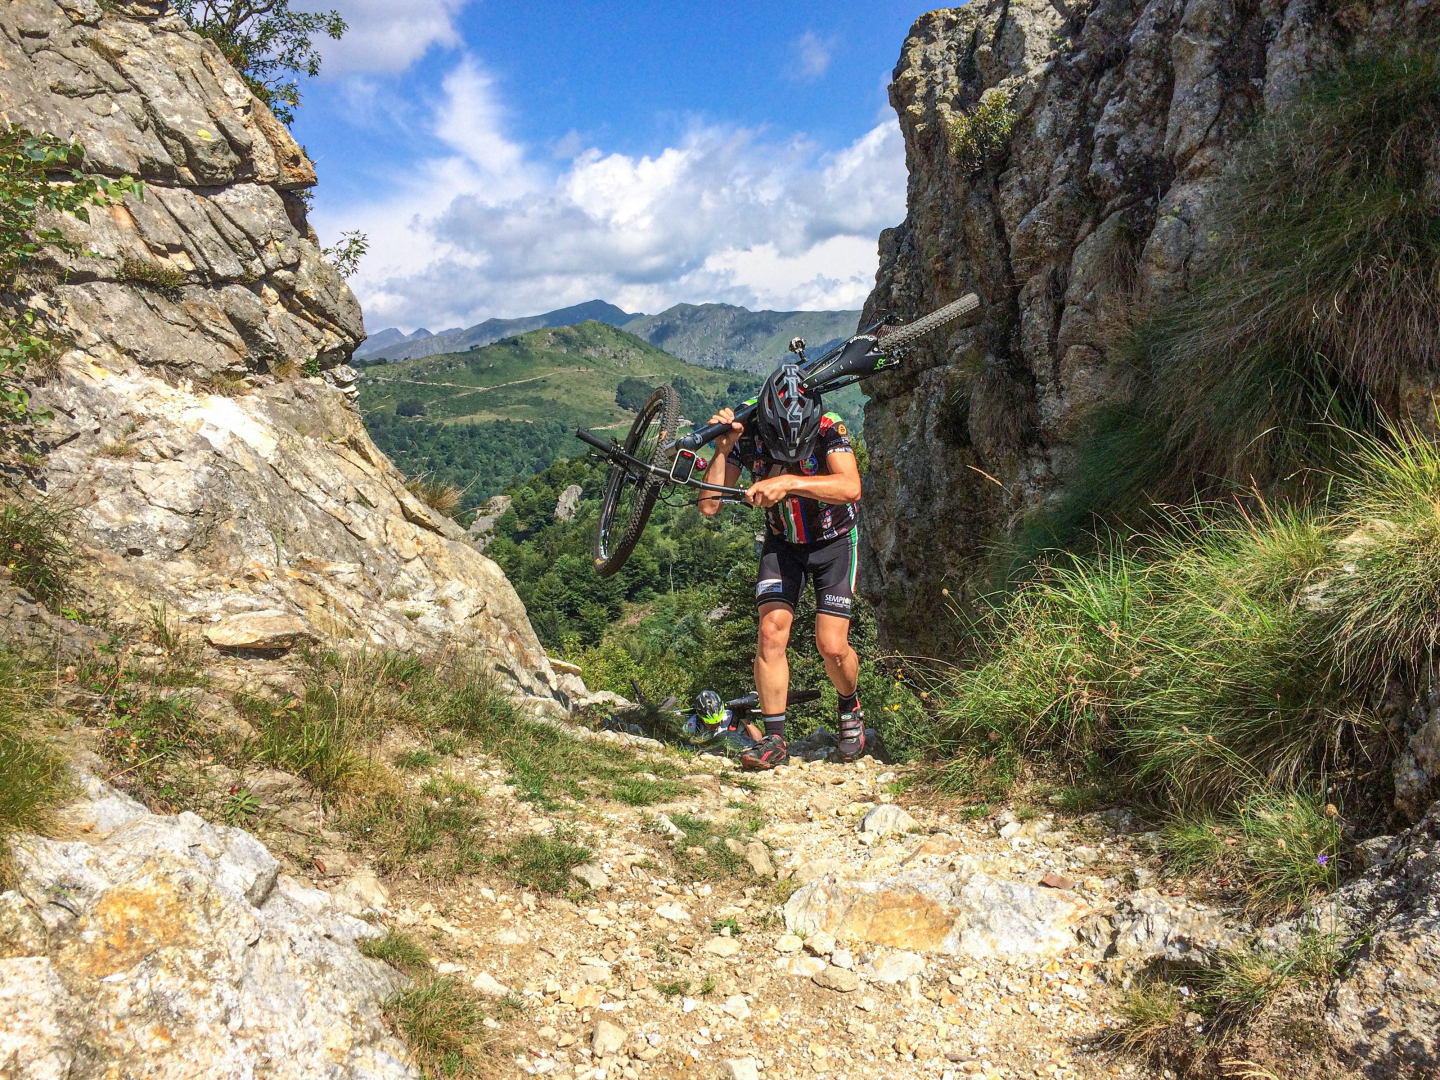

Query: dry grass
[{"left": 406, "top": 476, "right": 463, "bottom": 517}]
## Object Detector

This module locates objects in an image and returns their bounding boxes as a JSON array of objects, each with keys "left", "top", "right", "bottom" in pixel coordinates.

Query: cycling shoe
[
  {"left": 837, "top": 709, "right": 866, "bottom": 763},
  {"left": 740, "top": 734, "right": 789, "bottom": 771}
]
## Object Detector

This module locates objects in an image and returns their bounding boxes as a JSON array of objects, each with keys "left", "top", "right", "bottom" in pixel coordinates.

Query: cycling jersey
[{"left": 728, "top": 411, "right": 857, "bottom": 543}]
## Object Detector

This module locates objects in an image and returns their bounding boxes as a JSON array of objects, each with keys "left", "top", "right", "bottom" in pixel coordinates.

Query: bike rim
[{"left": 597, "top": 398, "right": 667, "bottom": 560}]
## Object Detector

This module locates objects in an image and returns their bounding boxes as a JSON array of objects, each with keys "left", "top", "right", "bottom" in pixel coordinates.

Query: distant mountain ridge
[
  {"left": 358, "top": 299, "right": 862, "bottom": 373},
  {"left": 354, "top": 300, "right": 641, "bottom": 362}
]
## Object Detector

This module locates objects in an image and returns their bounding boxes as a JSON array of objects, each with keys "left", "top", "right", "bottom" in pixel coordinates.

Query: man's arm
[
  {"left": 699, "top": 406, "right": 744, "bottom": 516},
  {"left": 745, "top": 450, "right": 860, "bottom": 509}
]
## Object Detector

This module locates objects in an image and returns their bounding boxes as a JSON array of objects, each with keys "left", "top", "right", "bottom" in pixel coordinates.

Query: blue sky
[{"left": 293, "top": 1, "right": 932, "bottom": 332}]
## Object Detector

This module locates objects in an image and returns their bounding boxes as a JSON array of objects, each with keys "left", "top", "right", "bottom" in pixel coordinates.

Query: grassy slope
[
  {"left": 622, "top": 304, "right": 860, "bottom": 374},
  {"left": 357, "top": 320, "right": 743, "bottom": 431}
]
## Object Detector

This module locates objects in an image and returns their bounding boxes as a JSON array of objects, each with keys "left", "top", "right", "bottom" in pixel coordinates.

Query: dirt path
[{"left": 361, "top": 726, "right": 1170, "bottom": 1080}]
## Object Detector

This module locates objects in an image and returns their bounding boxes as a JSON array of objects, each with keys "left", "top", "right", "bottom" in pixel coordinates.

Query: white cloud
[
  {"left": 312, "top": 56, "right": 907, "bottom": 331},
  {"left": 794, "top": 31, "right": 834, "bottom": 80},
  {"left": 309, "top": 0, "right": 468, "bottom": 75}
]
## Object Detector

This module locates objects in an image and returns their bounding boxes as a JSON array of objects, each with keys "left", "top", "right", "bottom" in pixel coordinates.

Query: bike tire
[
  {"left": 593, "top": 384, "right": 681, "bottom": 576},
  {"left": 875, "top": 292, "right": 981, "bottom": 355}
]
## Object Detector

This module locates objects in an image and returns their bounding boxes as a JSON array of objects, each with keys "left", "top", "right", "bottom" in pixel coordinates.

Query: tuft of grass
[
  {"left": 0, "top": 653, "right": 71, "bottom": 877},
  {"left": 384, "top": 974, "right": 494, "bottom": 1078},
  {"left": 1164, "top": 792, "right": 1342, "bottom": 915},
  {"left": 120, "top": 255, "right": 186, "bottom": 298},
  {"left": 1112, "top": 981, "right": 1182, "bottom": 1055},
  {"left": 492, "top": 831, "right": 592, "bottom": 893},
  {"left": 0, "top": 498, "right": 76, "bottom": 606},
  {"left": 610, "top": 775, "right": 691, "bottom": 806},
  {"left": 661, "top": 808, "right": 767, "bottom": 880},
  {"left": 359, "top": 929, "right": 431, "bottom": 976},
  {"left": 394, "top": 748, "right": 440, "bottom": 770},
  {"left": 344, "top": 774, "right": 488, "bottom": 880},
  {"left": 1326, "top": 425, "right": 1440, "bottom": 682},
  {"left": 97, "top": 439, "right": 140, "bottom": 459},
  {"left": 406, "top": 476, "right": 462, "bottom": 518},
  {"left": 914, "top": 502, "right": 1350, "bottom": 811},
  {"left": 655, "top": 979, "right": 689, "bottom": 999}
]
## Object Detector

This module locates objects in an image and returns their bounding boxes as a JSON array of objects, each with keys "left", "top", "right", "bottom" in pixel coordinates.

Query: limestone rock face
[
  {"left": 2, "top": 0, "right": 567, "bottom": 702},
  {"left": 1326, "top": 799, "right": 1440, "bottom": 1076},
  {"left": 858, "top": 0, "right": 1437, "bottom": 652},
  {"left": 0, "top": 773, "right": 418, "bottom": 1079}
]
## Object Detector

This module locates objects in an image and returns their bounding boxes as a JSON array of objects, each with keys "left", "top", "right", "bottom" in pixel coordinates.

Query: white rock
[
  {"left": 702, "top": 937, "right": 742, "bottom": 958},
  {"left": 331, "top": 869, "right": 389, "bottom": 916},
  {"left": 873, "top": 951, "right": 925, "bottom": 984},
  {"left": 5, "top": 776, "right": 412, "bottom": 1079},
  {"left": 831, "top": 949, "right": 855, "bottom": 970},
  {"left": 773, "top": 934, "right": 804, "bottom": 954},
  {"left": 744, "top": 841, "right": 775, "bottom": 878},
  {"left": 721, "top": 1057, "right": 760, "bottom": 1080},
  {"left": 773, "top": 955, "right": 829, "bottom": 977},
  {"left": 571, "top": 863, "right": 611, "bottom": 889},
  {"left": 654, "top": 903, "right": 690, "bottom": 922},
  {"left": 813, "top": 964, "right": 861, "bottom": 992},
  {"left": 858, "top": 804, "right": 921, "bottom": 837},
  {"left": 205, "top": 610, "right": 317, "bottom": 653},
  {"left": 722, "top": 994, "right": 752, "bottom": 1021},
  {"left": 804, "top": 930, "right": 836, "bottom": 956},
  {"left": 471, "top": 972, "right": 510, "bottom": 998},
  {"left": 592, "top": 1020, "right": 628, "bottom": 1056}
]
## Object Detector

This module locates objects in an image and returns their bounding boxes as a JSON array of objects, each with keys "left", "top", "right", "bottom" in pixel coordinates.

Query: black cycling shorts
[{"left": 755, "top": 530, "right": 858, "bottom": 620}]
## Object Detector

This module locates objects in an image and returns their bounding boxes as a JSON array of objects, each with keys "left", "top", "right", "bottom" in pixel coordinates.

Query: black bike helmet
[
  {"left": 756, "top": 362, "right": 823, "bottom": 464},
  {"left": 693, "top": 689, "right": 725, "bottom": 730}
]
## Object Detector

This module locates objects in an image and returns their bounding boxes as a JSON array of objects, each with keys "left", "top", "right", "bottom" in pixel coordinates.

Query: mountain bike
[{"left": 575, "top": 293, "right": 981, "bottom": 575}]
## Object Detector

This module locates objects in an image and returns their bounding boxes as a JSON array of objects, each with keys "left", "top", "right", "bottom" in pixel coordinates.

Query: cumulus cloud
[
  {"left": 313, "top": 56, "right": 907, "bottom": 330},
  {"left": 309, "top": 0, "right": 468, "bottom": 75}
]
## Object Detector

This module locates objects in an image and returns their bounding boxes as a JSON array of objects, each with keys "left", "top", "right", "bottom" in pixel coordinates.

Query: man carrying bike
[{"left": 698, "top": 364, "right": 866, "bottom": 770}]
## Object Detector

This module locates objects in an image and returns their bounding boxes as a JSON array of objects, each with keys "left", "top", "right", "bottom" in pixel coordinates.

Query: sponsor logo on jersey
[
  {"left": 756, "top": 578, "right": 785, "bottom": 596},
  {"left": 822, "top": 593, "right": 853, "bottom": 609}
]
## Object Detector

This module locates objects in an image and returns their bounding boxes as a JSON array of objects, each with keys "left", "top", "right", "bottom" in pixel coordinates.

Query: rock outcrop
[
  {"left": 1, "top": 772, "right": 416, "bottom": 1079},
  {"left": 1, "top": 0, "right": 567, "bottom": 702},
  {"left": 858, "top": 0, "right": 1438, "bottom": 652},
  {"left": 1326, "top": 799, "right": 1440, "bottom": 1077}
]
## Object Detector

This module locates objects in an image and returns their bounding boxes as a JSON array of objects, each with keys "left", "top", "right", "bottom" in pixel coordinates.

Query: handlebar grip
[
  {"left": 575, "top": 428, "right": 612, "bottom": 452},
  {"left": 786, "top": 689, "right": 822, "bottom": 706},
  {"left": 677, "top": 421, "right": 733, "bottom": 452}
]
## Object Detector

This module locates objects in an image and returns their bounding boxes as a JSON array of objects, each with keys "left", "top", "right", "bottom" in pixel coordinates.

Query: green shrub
[{"left": 945, "top": 87, "right": 1015, "bottom": 171}]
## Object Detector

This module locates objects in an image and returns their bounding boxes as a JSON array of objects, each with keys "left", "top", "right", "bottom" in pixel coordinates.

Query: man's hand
[
  {"left": 745, "top": 474, "right": 792, "bottom": 508},
  {"left": 708, "top": 407, "right": 744, "bottom": 457}
]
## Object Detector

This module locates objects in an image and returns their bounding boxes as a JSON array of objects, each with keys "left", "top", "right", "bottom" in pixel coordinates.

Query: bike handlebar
[
  {"left": 675, "top": 401, "right": 758, "bottom": 452},
  {"left": 575, "top": 428, "right": 612, "bottom": 452}
]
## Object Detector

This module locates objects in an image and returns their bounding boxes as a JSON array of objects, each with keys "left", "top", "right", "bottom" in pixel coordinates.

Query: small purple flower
[{"left": 1316, "top": 853, "right": 1330, "bottom": 866}]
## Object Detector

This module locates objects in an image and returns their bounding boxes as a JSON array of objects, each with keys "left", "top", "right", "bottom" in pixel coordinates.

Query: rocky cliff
[
  {"left": 858, "top": 0, "right": 1438, "bottom": 652},
  {"left": 0, "top": 0, "right": 568, "bottom": 703}
]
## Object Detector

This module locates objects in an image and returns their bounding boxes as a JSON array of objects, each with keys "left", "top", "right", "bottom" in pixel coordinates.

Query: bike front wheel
[{"left": 593, "top": 384, "right": 681, "bottom": 576}]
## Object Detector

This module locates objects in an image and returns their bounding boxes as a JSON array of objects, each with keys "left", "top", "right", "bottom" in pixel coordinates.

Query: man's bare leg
[
  {"left": 817, "top": 613, "right": 865, "bottom": 761},
  {"left": 741, "top": 603, "right": 796, "bottom": 770},
  {"left": 815, "top": 614, "right": 858, "bottom": 697},
  {"left": 755, "top": 603, "right": 795, "bottom": 714}
]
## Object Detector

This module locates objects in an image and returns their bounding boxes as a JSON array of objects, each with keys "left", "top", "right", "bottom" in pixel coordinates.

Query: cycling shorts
[{"left": 754, "top": 529, "right": 858, "bottom": 620}]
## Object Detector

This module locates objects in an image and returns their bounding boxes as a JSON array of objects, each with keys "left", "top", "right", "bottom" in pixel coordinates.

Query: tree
[{"left": 173, "top": 1, "right": 346, "bottom": 125}]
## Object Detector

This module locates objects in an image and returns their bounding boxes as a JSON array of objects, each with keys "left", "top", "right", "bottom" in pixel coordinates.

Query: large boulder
[
  {"left": 0, "top": 0, "right": 568, "bottom": 703},
  {"left": 0, "top": 773, "right": 417, "bottom": 1079}
]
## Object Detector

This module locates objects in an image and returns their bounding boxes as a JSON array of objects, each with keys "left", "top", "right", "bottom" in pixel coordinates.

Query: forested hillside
[{"left": 357, "top": 321, "right": 763, "bottom": 508}]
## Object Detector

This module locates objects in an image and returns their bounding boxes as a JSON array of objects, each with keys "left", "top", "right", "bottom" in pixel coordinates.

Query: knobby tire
[
  {"left": 593, "top": 384, "right": 681, "bottom": 576},
  {"left": 876, "top": 293, "right": 980, "bottom": 355}
]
